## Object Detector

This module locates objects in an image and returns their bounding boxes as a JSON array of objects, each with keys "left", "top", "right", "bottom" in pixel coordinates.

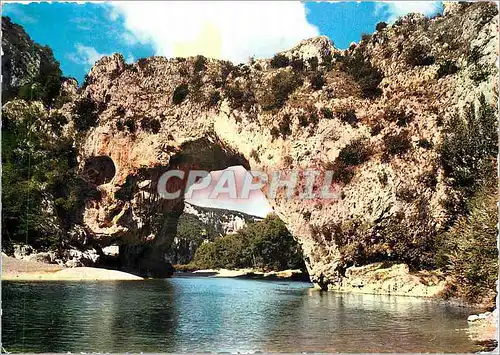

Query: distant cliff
[
  {"left": 166, "top": 202, "right": 261, "bottom": 265},
  {"left": 1, "top": 16, "right": 63, "bottom": 105}
]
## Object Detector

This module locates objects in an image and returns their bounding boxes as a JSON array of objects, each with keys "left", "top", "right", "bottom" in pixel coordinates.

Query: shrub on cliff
[
  {"left": 405, "top": 44, "right": 435, "bottom": 67},
  {"left": 338, "top": 51, "right": 383, "bottom": 98},
  {"left": 225, "top": 82, "right": 256, "bottom": 111},
  {"left": 439, "top": 94, "right": 497, "bottom": 199},
  {"left": 72, "top": 94, "right": 100, "bottom": 131},
  {"left": 382, "top": 130, "right": 412, "bottom": 160},
  {"left": 270, "top": 54, "right": 289, "bottom": 68},
  {"left": 259, "top": 71, "right": 303, "bottom": 111},
  {"left": 327, "top": 139, "right": 371, "bottom": 184},
  {"left": 172, "top": 83, "right": 189, "bottom": 104},
  {"left": 437, "top": 183, "right": 498, "bottom": 305},
  {"left": 308, "top": 72, "right": 325, "bottom": 90}
]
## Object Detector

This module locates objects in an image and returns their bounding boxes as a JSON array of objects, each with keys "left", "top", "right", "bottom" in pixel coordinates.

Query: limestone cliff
[
  {"left": 167, "top": 202, "right": 262, "bottom": 265},
  {"left": 1, "top": 16, "right": 63, "bottom": 105}
]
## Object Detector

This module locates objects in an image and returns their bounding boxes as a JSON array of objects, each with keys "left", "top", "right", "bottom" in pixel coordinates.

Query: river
[{"left": 2, "top": 277, "right": 480, "bottom": 353}]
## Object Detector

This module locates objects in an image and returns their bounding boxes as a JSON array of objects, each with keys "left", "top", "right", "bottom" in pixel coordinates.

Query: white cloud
[
  {"left": 109, "top": 1, "right": 319, "bottom": 63},
  {"left": 66, "top": 43, "right": 111, "bottom": 68},
  {"left": 376, "top": 1, "right": 442, "bottom": 23}
]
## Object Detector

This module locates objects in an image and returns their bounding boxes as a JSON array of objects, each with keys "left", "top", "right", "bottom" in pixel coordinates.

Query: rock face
[
  {"left": 65, "top": 2, "right": 498, "bottom": 282},
  {"left": 1, "top": 16, "right": 62, "bottom": 104},
  {"left": 166, "top": 202, "right": 262, "bottom": 265}
]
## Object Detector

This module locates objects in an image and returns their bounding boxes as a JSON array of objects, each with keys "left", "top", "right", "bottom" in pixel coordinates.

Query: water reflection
[{"left": 2, "top": 279, "right": 479, "bottom": 353}]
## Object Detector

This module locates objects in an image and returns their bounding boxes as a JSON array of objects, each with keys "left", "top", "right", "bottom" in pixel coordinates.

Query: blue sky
[{"left": 2, "top": 1, "right": 443, "bottom": 84}]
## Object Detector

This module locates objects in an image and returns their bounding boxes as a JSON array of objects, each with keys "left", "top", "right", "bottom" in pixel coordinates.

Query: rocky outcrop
[
  {"left": 1, "top": 16, "right": 62, "bottom": 104},
  {"left": 61, "top": 2, "right": 498, "bottom": 282},
  {"left": 12, "top": 243, "right": 99, "bottom": 268},
  {"left": 468, "top": 309, "right": 498, "bottom": 352},
  {"left": 327, "top": 262, "right": 447, "bottom": 297}
]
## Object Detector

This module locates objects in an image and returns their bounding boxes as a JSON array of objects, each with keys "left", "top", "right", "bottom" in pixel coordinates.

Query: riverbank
[
  {"left": 2, "top": 254, "right": 142, "bottom": 281},
  {"left": 173, "top": 266, "right": 309, "bottom": 281}
]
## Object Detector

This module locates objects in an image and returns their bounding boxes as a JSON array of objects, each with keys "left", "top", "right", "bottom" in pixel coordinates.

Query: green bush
[
  {"left": 384, "top": 107, "right": 412, "bottom": 127},
  {"left": 308, "top": 72, "right": 325, "bottom": 90},
  {"left": 259, "top": 71, "right": 303, "bottom": 111},
  {"left": 437, "top": 61, "right": 459, "bottom": 79},
  {"left": 321, "top": 107, "right": 333, "bottom": 119},
  {"left": 439, "top": 94, "right": 497, "bottom": 197},
  {"left": 172, "top": 83, "right": 189, "bottom": 104},
  {"left": 418, "top": 138, "right": 433, "bottom": 149},
  {"left": 72, "top": 94, "right": 100, "bottom": 131},
  {"left": 193, "top": 55, "right": 207, "bottom": 72},
  {"left": 327, "top": 139, "right": 371, "bottom": 184},
  {"left": 278, "top": 114, "right": 292, "bottom": 137},
  {"left": 406, "top": 44, "right": 435, "bottom": 67},
  {"left": 124, "top": 118, "right": 137, "bottom": 133},
  {"left": 335, "top": 107, "right": 358, "bottom": 126},
  {"left": 190, "top": 214, "right": 305, "bottom": 271},
  {"left": 376, "top": 21, "right": 388, "bottom": 31},
  {"left": 140, "top": 117, "right": 161, "bottom": 134},
  {"left": 225, "top": 82, "right": 255, "bottom": 111},
  {"left": 437, "top": 183, "right": 498, "bottom": 305},
  {"left": 270, "top": 54, "right": 289, "bottom": 68},
  {"left": 339, "top": 52, "right": 383, "bottom": 98},
  {"left": 382, "top": 130, "right": 412, "bottom": 159}
]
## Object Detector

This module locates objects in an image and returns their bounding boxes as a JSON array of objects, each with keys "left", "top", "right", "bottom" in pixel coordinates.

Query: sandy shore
[
  {"left": 2, "top": 254, "right": 143, "bottom": 281},
  {"left": 186, "top": 268, "right": 308, "bottom": 281}
]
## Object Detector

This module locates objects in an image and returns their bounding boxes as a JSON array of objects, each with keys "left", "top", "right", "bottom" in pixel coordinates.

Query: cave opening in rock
[{"left": 82, "top": 155, "right": 116, "bottom": 186}]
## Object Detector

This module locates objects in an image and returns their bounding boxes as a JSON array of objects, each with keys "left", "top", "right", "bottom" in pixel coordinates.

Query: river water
[{"left": 2, "top": 277, "right": 480, "bottom": 353}]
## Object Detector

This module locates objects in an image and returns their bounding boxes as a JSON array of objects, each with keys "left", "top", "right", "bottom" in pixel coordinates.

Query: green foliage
[
  {"left": 339, "top": 51, "right": 383, "bottom": 98},
  {"left": 191, "top": 214, "right": 305, "bottom": 271},
  {"left": 72, "top": 94, "right": 100, "bottom": 131},
  {"left": 308, "top": 72, "right": 325, "bottom": 90},
  {"left": 193, "top": 55, "right": 207, "bottom": 72},
  {"left": 382, "top": 130, "right": 412, "bottom": 159},
  {"left": 418, "top": 138, "right": 433, "bottom": 149},
  {"left": 406, "top": 44, "right": 435, "bottom": 67},
  {"left": 124, "top": 118, "right": 137, "bottom": 133},
  {"left": 437, "top": 183, "right": 498, "bottom": 305},
  {"left": 172, "top": 83, "right": 189, "bottom": 104},
  {"left": 208, "top": 91, "right": 221, "bottom": 107},
  {"left": 321, "top": 107, "right": 333, "bottom": 119},
  {"left": 259, "top": 71, "right": 303, "bottom": 111},
  {"left": 278, "top": 114, "right": 292, "bottom": 137},
  {"left": 140, "top": 117, "right": 161, "bottom": 134},
  {"left": 384, "top": 107, "right": 412, "bottom": 127},
  {"left": 439, "top": 94, "right": 497, "bottom": 198},
  {"left": 327, "top": 139, "right": 371, "bottom": 184},
  {"left": 437, "top": 61, "right": 459, "bottom": 79},
  {"left": 290, "top": 57, "right": 305, "bottom": 72},
  {"left": 2, "top": 104, "right": 91, "bottom": 249},
  {"left": 375, "top": 22, "right": 388, "bottom": 31},
  {"left": 225, "top": 82, "right": 255, "bottom": 111},
  {"left": 270, "top": 54, "right": 289, "bottom": 68},
  {"left": 335, "top": 107, "right": 358, "bottom": 126}
]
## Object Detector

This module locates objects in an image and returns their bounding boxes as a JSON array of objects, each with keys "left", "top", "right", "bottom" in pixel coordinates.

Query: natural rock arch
[{"left": 74, "top": 3, "right": 498, "bottom": 285}]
